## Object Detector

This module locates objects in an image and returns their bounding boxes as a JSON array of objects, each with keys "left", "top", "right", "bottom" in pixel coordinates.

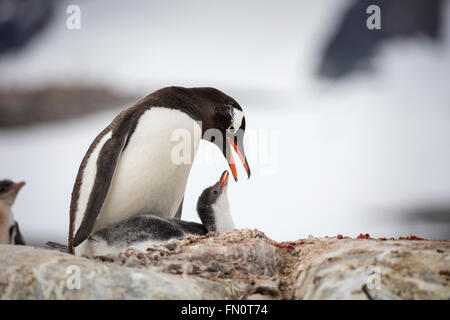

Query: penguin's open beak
[
  {"left": 219, "top": 171, "right": 229, "bottom": 192},
  {"left": 12, "top": 182, "right": 25, "bottom": 192},
  {"left": 227, "top": 137, "right": 251, "bottom": 182}
]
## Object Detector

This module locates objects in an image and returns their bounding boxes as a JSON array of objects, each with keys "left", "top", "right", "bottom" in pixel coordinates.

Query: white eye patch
[{"left": 231, "top": 109, "right": 244, "bottom": 131}]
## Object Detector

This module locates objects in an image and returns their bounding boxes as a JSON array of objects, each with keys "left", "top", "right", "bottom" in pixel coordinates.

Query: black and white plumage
[
  {"left": 196, "top": 171, "right": 235, "bottom": 233},
  {"left": 69, "top": 86, "right": 250, "bottom": 256},
  {"left": 50, "top": 171, "right": 234, "bottom": 257},
  {"left": 0, "top": 180, "right": 26, "bottom": 245}
]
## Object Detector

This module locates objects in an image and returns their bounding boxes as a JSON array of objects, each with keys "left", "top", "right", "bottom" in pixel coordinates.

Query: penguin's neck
[{"left": 199, "top": 193, "right": 235, "bottom": 233}]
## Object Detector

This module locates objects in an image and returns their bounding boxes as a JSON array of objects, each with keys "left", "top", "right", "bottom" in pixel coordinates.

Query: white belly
[
  {"left": 0, "top": 205, "right": 14, "bottom": 244},
  {"left": 94, "top": 107, "right": 201, "bottom": 231}
]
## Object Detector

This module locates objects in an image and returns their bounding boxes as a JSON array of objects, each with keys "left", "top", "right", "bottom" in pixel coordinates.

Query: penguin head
[
  {"left": 0, "top": 180, "right": 25, "bottom": 207},
  {"left": 197, "top": 170, "right": 229, "bottom": 206},
  {"left": 191, "top": 87, "right": 251, "bottom": 182},
  {"left": 196, "top": 170, "right": 231, "bottom": 231},
  {"left": 151, "top": 86, "right": 251, "bottom": 181}
]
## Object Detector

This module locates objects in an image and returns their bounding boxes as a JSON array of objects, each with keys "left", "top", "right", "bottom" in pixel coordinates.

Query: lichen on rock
[{"left": 0, "top": 229, "right": 449, "bottom": 299}]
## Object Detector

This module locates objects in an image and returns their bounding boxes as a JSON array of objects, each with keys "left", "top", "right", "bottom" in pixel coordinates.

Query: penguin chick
[
  {"left": 196, "top": 170, "right": 235, "bottom": 233},
  {"left": 0, "top": 180, "right": 26, "bottom": 245},
  {"left": 47, "top": 171, "right": 235, "bottom": 257}
]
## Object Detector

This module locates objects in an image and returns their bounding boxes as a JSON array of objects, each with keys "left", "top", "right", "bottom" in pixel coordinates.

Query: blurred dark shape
[
  {"left": 401, "top": 204, "right": 450, "bottom": 240},
  {"left": 317, "top": 0, "right": 444, "bottom": 79},
  {"left": 0, "top": 86, "right": 139, "bottom": 128},
  {"left": 405, "top": 204, "right": 450, "bottom": 223},
  {"left": 0, "top": 0, "right": 56, "bottom": 55}
]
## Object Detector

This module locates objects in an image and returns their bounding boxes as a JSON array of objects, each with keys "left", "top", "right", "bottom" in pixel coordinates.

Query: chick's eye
[{"left": 212, "top": 190, "right": 218, "bottom": 195}]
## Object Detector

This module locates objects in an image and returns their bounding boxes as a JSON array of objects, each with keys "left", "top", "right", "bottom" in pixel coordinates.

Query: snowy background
[{"left": 0, "top": 0, "right": 449, "bottom": 245}]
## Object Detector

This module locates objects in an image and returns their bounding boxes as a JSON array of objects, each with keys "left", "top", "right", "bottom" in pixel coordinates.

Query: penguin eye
[
  {"left": 212, "top": 190, "right": 218, "bottom": 195},
  {"left": 227, "top": 125, "right": 235, "bottom": 134}
]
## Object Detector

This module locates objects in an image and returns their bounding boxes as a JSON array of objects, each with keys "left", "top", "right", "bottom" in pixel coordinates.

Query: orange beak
[
  {"left": 219, "top": 171, "right": 229, "bottom": 192},
  {"left": 227, "top": 137, "right": 250, "bottom": 182},
  {"left": 12, "top": 182, "right": 25, "bottom": 191}
]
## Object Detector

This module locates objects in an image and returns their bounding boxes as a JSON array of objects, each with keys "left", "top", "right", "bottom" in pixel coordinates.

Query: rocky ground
[{"left": 0, "top": 229, "right": 449, "bottom": 299}]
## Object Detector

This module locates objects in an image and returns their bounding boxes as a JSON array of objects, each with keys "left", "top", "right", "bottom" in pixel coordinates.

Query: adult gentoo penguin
[
  {"left": 0, "top": 180, "right": 26, "bottom": 245},
  {"left": 70, "top": 87, "right": 250, "bottom": 255},
  {"left": 51, "top": 170, "right": 234, "bottom": 257}
]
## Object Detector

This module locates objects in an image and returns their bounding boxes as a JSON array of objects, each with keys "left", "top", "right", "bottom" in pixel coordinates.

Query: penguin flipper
[
  {"left": 72, "top": 128, "right": 130, "bottom": 248},
  {"left": 9, "top": 221, "right": 26, "bottom": 245}
]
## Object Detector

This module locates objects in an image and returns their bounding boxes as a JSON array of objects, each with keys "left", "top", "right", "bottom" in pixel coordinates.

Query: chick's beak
[
  {"left": 219, "top": 171, "right": 229, "bottom": 192},
  {"left": 12, "top": 182, "right": 25, "bottom": 192}
]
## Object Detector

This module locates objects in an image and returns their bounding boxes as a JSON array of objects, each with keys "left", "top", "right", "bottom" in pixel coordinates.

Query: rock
[
  {"left": 291, "top": 237, "right": 450, "bottom": 299},
  {"left": 0, "top": 0, "right": 56, "bottom": 55},
  {"left": 0, "top": 86, "right": 139, "bottom": 128},
  {"left": 0, "top": 229, "right": 448, "bottom": 299},
  {"left": 317, "top": 0, "right": 443, "bottom": 79}
]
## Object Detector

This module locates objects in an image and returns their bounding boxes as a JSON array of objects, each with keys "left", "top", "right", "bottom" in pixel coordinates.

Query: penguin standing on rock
[
  {"left": 0, "top": 180, "right": 26, "bottom": 245},
  {"left": 69, "top": 87, "right": 250, "bottom": 255},
  {"left": 50, "top": 170, "right": 235, "bottom": 257}
]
